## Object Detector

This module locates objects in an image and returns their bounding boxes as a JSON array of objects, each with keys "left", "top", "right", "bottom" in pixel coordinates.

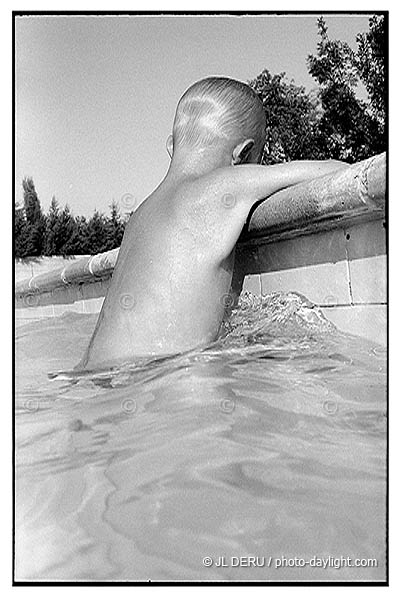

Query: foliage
[
  {"left": 14, "top": 202, "right": 30, "bottom": 258},
  {"left": 250, "top": 16, "right": 386, "bottom": 164},
  {"left": 15, "top": 181, "right": 129, "bottom": 259},
  {"left": 104, "top": 201, "right": 126, "bottom": 251},
  {"left": 16, "top": 178, "right": 47, "bottom": 257},
  {"left": 43, "top": 196, "right": 61, "bottom": 255},
  {"left": 249, "top": 70, "right": 324, "bottom": 164},
  {"left": 307, "top": 16, "right": 386, "bottom": 161},
  {"left": 355, "top": 15, "right": 386, "bottom": 128}
]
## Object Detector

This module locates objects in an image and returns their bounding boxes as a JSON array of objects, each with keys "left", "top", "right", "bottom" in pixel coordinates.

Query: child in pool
[{"left": 78, "top": 77, "right": 347, "bottom": 370}]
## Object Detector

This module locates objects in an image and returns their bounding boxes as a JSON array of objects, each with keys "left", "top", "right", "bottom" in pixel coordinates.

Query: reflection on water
[{"left": 15, "top": 292, "right": 386, "bottom": 581}]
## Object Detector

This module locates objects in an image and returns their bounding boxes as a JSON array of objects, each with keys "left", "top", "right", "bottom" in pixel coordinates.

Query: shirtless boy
[{"left": 78, "top": 77, "right": 347, "bottom": 370}]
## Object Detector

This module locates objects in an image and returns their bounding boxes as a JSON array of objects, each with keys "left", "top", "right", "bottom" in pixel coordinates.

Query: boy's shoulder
[{"left": 178, "top": 165, "right": 249, "bottom": 199}]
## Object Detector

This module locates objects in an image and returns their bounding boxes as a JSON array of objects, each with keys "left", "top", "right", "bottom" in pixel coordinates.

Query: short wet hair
[{"left": 172, "top": 77, "right": 266, "bottom": 152}]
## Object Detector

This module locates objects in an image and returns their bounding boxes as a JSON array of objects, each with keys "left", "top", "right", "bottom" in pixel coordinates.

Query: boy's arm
[
  {"left": 224, "top": 159, "right": 349, "bottom": 203},
  {"left": 205, "top": 159, "right": 349, "bottom": 260}
]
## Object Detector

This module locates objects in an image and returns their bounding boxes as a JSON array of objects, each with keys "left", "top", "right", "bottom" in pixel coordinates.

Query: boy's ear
[
  {"left": 231, "top": 139, "right": 255, "bottom": 165},
  {"left": 166, "top": 135, "right": 174, "bottom": 158}
]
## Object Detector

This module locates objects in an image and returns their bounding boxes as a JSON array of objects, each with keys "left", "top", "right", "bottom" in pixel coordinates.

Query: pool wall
[{"left": 15, "top": 153, "right": 387, "bottom": 345}]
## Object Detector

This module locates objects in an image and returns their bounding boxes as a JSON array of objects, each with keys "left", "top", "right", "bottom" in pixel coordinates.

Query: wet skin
[{"left": 78, "top": 159, "right": 347, "bottom": 370}]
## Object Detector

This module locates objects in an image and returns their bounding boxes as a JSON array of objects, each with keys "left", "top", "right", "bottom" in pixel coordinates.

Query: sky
[{"left": 15, "top": 13, "right": 374, "bottom": 217}]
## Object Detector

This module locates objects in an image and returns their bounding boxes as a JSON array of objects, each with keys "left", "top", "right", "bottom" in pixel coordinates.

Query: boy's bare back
[
  {"left": 78, "top": 173, "right": 241, "bottom": 369},
  {"left": 78, "top": 78, "right": 347, "bottom": 371}
]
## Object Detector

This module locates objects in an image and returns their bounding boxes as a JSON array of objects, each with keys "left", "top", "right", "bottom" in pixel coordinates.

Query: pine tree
[
  {"left": 104, "top": 201, "right": 125, "bottom": 251},
  {"left": 58, "top": 205, "right": 79, "bottom": 255},
  {"left": 21, "top": 177, "right": 46, "bottom": 256},
  {"left": 44, "top": 196, "right": 61, "bottom": 255},
  {"left": 86, "top": 210, "right": 108, "bottom": 254},
  {"left": 73, "top": 216, "right": 90, "bottom": 254},
  {"left": 14, "top": 202, "right": 29, "bottom": 258}
]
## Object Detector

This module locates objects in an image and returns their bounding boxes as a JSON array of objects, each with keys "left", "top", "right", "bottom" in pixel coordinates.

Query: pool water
[{"left": 15, "top": 292, "right": 387, "bottom": 582}]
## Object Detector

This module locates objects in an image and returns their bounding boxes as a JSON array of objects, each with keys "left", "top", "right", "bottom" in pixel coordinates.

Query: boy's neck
[{"left": 167, "top": 147, "right": 231, "bottom": 179}]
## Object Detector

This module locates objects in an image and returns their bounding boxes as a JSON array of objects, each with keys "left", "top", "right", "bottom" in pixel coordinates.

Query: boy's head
[{"left": 168, "top": 77, "right": 266, "bottom": 165}]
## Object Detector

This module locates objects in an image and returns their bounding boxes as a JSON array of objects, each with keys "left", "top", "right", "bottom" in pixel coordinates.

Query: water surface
[{"left": 15, "top": 292, "right": 387, "bottom": 581}]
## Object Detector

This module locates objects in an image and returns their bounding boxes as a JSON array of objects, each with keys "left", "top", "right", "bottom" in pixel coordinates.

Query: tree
[
  {"left": 86, "top": 210, "right": 108, "bottom": 254},
  {"left": 15, "top": 174, "right": 131, "bottom": 257},
  {"left": 44, "top": 196, "right": 61, "bottom": 255},
  {"left": 249, "top": 69, "right": 324, "bottom": 164},
  {"left": 21, "top": 177, "right": 46, "bottom": 255},
  {"left": 23, "top": 177, "right": 42, "bottom": 225},
  {"left": 14, "top": 202, "right": 30, "bottom": 258},
  {"left": 43, "top": 199, "right": 80, "bottom": 256},
  {"left": 104, "top": 201, "right": 125, "bottom": 251},
  {"left": 356, "top": 15, "right": 386, "bottom": 129},
  {"left": 72, "top": 215, "right": 90, "bottom": 255},
  {"left": 307, "top": 16, "right": 386, "bottom": 161},
  {"left": 57, "top": 204, "right": 80, "bottom": 255}
]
